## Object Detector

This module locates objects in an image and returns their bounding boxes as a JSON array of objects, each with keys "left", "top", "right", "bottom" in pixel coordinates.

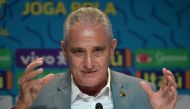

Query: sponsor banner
[
  {"left": 0, "top": 70, "right": 12, "bottom": 90},
  {"left": 16, "top": 48, "right": 132, "bottom": 68},
  {"left": 135, "top": 70, "right": 190, "bottom": 90},
  {"left": 16, "top": 49, "right": 68, "bottom": 68},
  {"left": 0, "top": 95, "right": 13, "bottom": 109},
  {"left": 110, "top": 49, "right": 132, "bottom": 67},
  {"left": 135, "top": 49, "right": 190, "bottom": 69},
  {"left": 21, "top": 1, "right": 116, "bottom": 16},
  {"left": 0, "top": 49, "right": 12, "bottom": 69}
]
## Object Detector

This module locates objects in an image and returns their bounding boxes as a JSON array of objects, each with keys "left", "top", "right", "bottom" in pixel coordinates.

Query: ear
[
  {"left": 61, "top": 41, "right": 67, "bottom": 58},
  {"left": 110, "top": 39, "right": 117, "bottom": 57}
]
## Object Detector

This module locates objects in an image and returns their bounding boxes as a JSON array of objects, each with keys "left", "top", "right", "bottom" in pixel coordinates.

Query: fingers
[
  {"left": 171, "top": 86, "right": 178, "bottom": 103},
  {"left": 140, "top": 81, "right": 154, "bottom": 96},
  {"left": 161, "top": 68, "right": 177, "bottom": 90},
  {"left": 38, "top": 73, "right": 55, "bottom": 86},
  {"left": 162, "top": 86, "right": 178, "bottom": 105},
  {"left": 19, "top": 68, "right": 43, "bottom": 84},
  {"left": 159, "top": 68, "right": 178, "bottom": 104},
  {"left": 25, "top": 58, "right": 43, "bottom": 74},
  {"left": 30, "top": 81, "right": 44, "bottom": 99},
  {"left": 163, "top": 68, "right": 177, "bottom": 88},
  {"left": 19, "top": 58, "right": 44, "bottom": 84},
  {"left": 21, "top": 80, "right": 42, "bottom": 93}
]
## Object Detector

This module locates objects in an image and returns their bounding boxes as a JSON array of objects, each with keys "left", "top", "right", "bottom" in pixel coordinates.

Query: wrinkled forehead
[
  {"left": 64, "top": 23, "right": 111, "bottom": 47},
  {"left": 69, "top": 23, "right": 110, "bottom": 40}
]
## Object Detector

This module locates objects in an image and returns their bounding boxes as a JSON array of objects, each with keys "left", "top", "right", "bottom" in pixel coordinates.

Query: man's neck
[{"left": 76, "top": 79, "right": 107, "bottom": 96}]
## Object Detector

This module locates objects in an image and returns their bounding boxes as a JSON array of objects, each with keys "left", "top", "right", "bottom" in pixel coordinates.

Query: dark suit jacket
[{"left": 30, "top": 71, "right": 155, "bottom": 109}]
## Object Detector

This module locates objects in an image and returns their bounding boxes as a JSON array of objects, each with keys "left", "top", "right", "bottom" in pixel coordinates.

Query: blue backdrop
[{"left": 0, "top": 0, "right": 190, "bottom": 108}]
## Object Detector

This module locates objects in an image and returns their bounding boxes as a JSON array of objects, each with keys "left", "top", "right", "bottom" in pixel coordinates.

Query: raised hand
[
  {"left": 15, "top": 58, "right": 54, "bottom": 109},
  {"left": 140, "top": 68, "right": 178, "bottom": 109}
]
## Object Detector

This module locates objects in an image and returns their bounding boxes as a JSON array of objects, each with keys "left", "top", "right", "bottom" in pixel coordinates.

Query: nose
[{"left": 83, "top": 53, "right": 94, "bottom": 70}]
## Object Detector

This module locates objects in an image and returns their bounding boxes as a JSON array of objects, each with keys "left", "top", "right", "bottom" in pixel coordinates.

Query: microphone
[{"left": 95, "top": 103, "right": 103, "bottom": 109}]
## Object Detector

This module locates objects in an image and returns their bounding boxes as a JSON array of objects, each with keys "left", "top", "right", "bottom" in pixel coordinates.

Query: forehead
[{"left": 67, "top": 23, "right": 110, "bottom": 47}]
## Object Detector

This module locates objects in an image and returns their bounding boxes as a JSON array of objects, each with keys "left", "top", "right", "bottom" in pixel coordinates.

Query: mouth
[{"left": 81, "top": 70, "right": 97, "bottom": 73}]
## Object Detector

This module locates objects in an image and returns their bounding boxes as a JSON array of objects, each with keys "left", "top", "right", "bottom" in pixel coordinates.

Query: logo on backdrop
[
  {"left": 16, "top": 49, "right": 68, "bottom": 68},
  {"left": 0, "top": 70, "right": 12, "bottom": 90},
  {"left": 110, "top": 49, "right": 132, "bottom": 67},
  {"left": 22, "top": 1, "right": 116, "bottom": 16},
  {"left": 0, "top": 49, "right": 12, "bottom": 69},
  {"left": 135, "top": 49, "right": 190, "bottom": 69},
  {"left": 136, "top": 70, "right": 190, "bottom": 90}
]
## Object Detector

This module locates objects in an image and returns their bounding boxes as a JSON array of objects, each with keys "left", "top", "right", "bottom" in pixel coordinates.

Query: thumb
[
  {"left": 140, "top": 81, "right": 153, "bottom": 96},
  {"left": 38, "top": 73, "right": 54, "bottom": 86}
]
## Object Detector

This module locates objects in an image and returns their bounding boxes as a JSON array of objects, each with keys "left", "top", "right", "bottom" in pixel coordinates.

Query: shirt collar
[{"left": 71, "top": 68, "right": 111, "bottom": 103}]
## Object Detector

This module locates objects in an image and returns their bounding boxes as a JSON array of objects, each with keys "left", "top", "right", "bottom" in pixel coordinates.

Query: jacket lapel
[
  {"left": 53, "top": 72, "right": 71, "bottom": 109},
  {"left": 111, "top": 71, "right": 130, "bottom": 109}
]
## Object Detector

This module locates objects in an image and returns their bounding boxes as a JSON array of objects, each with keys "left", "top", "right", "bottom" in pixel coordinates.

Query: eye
[
  {"left": 94, "top": 48, "right": 102, "bottom": 53},
  {"left": 93, "top": 47, "right": 104, "bottom": 56},
  {"left": 74, "top": 49, "right": 83, "bottom": 53},
  {"left": 71, "top": 49, "right": 85, "bottom": 56}
]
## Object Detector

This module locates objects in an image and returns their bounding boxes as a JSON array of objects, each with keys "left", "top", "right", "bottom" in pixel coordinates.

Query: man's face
[{"left": 62, "top": 23, "right": 117, "bottom": 88}]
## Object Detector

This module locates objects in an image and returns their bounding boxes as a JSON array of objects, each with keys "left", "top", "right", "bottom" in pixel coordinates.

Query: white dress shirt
[{"left": 71, "top": 69, "right": 114, "bottom": 109}]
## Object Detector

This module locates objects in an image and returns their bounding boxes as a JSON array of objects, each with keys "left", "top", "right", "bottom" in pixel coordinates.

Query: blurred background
[{"left": 0, "top": 0, "right": 190, "bottom": 108}]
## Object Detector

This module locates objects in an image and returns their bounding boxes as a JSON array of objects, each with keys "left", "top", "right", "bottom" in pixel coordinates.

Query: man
[{"left": 12, "top": 7, "right": 177, "bottom": 109}]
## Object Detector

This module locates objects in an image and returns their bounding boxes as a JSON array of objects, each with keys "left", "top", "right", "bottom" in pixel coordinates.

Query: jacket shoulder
[{"left": 111, "top": 71, "right": 155, "bottom": 109}]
